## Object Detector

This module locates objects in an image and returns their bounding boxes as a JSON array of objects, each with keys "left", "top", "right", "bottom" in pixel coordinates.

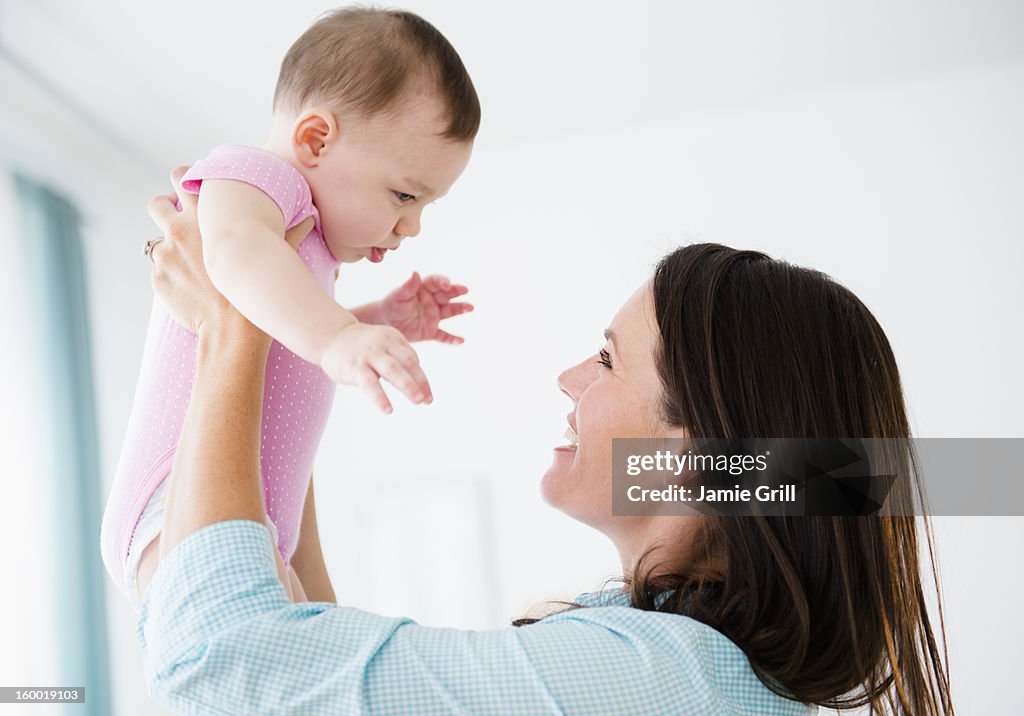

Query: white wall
[{"left": 1, "top": 1, "right": 1021, "bottom": 713}]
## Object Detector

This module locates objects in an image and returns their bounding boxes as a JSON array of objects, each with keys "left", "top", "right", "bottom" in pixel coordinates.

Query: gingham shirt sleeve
[{"left": 137, "top": 521, "right": 816, "bottom": 716}]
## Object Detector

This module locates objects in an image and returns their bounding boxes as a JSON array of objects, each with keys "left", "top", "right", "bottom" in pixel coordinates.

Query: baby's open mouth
[{"left": 368, "top": 247, "right": 388, "bottom": 263}]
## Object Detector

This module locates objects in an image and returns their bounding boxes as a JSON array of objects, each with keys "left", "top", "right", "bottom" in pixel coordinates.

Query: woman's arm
[
  {"left": 155, "top": 315, "right": 295, "bottom": 599},
  {"left": 290, "top": 478, "right": 338, "bottom": 603},
  {"left": 156, "top": 315, "right": 272, "bottom": 556},
  {"left": 147, "top": 174, "right": 311, "bottom": 558}
]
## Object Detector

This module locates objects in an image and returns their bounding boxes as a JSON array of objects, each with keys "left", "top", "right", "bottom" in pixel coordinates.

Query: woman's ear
[{"left": 291, "top": 108, "right": 338, "bottom": 167}]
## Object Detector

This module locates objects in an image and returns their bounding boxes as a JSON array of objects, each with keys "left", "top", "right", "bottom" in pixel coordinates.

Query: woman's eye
[
  {"left": 597, "top": 349, "right": 613, "bottom": 369},
  {"left": 393, "top": 191, "right": 416, "bottom": 203}
]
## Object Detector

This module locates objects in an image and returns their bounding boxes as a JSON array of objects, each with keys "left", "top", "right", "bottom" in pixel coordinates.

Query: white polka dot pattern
[{"left": 100, "top": 145, "right": 340, "bottom": 595}]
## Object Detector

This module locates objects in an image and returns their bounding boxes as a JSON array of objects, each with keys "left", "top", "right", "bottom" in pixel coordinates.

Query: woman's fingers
[
  {"left": 170, "top": 166, "right": 194, "bottom": 210},
  {"left": 148, "top": 238, "right": 179, "bottom": 303},
  {"left": 146, "top": 237, "right": 168, "bottom": 266},
  {"left": 147, "top": 166, "right": 196, "bottom": 236},
  {"left": 146, "top": 194, "right": 179, "bottom": 230}
]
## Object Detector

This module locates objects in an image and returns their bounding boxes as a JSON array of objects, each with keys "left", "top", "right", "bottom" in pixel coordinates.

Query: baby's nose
[{"left": 397, "top": 214, "right": 421, "bottom": 238}]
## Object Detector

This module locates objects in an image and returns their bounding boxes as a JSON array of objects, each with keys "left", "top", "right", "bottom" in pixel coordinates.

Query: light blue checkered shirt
[{"left": 137, "top": 520, "right": 817, "bottom": 715}]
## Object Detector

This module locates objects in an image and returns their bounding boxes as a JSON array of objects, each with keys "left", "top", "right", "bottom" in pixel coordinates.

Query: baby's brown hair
[{"left": 273, "top": 6, "right": 480, "bottom": 141}]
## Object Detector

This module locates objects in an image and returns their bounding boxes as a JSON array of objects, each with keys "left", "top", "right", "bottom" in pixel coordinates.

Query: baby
[{"left": 99, "top": 7, "right": 479, "bottom": 609}]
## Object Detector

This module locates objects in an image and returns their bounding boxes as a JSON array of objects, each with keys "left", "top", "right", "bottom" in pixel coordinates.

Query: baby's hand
[
  {"left": 320, "top": 323, "right": 432, "bottom": 413},
  {"left": 379, "top": 272, "right": 474, "bottom": 344}
]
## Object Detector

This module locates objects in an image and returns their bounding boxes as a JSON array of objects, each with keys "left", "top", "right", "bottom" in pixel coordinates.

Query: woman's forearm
[{"left": 159, "top": 318, "right": 273, "bottom": 560}]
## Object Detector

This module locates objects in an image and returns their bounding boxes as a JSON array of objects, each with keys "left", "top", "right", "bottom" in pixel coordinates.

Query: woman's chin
[{"left": 540, "top": 447, "right": 577, "bottom": 508}]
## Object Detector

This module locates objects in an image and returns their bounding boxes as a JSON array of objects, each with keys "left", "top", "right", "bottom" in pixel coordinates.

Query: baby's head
[{"left": 270, "top": 8, "right": 480, "bottom": 263}]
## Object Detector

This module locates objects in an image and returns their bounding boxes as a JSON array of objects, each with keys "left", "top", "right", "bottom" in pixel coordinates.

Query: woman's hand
[{"left": 146, "top": 166, "right": 314, "bottom": 337}]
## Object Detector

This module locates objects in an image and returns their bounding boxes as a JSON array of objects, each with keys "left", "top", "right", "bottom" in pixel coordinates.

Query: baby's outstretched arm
[
  {"left": 194, "top": 179, "right": 431, "bottom": 411},
  {"left": 198, "top": 179, "right": 351, "bottom": 361},
  {"left": 353, "top": 271, "right": 474, "bottom": 344}
]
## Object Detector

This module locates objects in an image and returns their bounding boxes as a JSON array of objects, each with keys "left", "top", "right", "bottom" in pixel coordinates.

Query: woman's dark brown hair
[{"left": 516, "top": 243, "right": 953, "bottom": 715}]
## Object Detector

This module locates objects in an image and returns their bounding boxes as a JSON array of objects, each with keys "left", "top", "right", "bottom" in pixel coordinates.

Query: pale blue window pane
[{"left": 14, "top": 175, "right": 111, "bottom": 716}]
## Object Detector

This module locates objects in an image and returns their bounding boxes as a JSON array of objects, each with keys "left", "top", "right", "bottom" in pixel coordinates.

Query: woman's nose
[{"left": 557, "top": 356, "right": 598, "bottom": 401}]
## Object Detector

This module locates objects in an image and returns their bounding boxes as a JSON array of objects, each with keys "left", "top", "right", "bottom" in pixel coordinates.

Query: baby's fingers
[
  {"left": 372, "top": 355, "right": 423, "bottom": 405},
  {"left": 391, "top": 342, "right": 432, "bottom": 402},
  {"left": 393, "top": 272, "right": 422, "bottom": 301},
  {"left": 436, "top": 284, "right": 470, "bottom": 303},
  {"left": 381, "top": 343, "right": 432, "bottom": 404},
  {"left": 439, "top": 302, "right": 474, "bottom": 319},
  {"left": 434, "top": 329, "right": 464, "bottom": 345},
  {"left": 421, "top": 274, "right": 466, "bottom": 294},
  {"left": 354, "top": 365, "right": 393, "bottom": 414},
  {"left": 445, "top": 284, "right": 470, "bottom": 296}
]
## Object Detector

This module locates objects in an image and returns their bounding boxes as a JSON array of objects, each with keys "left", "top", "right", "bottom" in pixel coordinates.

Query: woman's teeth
[{"left": 563, "top": 425, "right": 579, "bottom": 447}]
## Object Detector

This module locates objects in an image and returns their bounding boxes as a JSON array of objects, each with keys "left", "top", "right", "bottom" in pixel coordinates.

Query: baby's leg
[
  {"left": 287, "top": 566, "right": 307, "bottom": 603},
  {"left": 135, "top": 533, "right": 162, "bottom": 600},
  {"left": 135, "top": 520, "right": 297, "bottom": 603},
  {"left": 265, "top": 516, "right": 296, "bottom": 602}
]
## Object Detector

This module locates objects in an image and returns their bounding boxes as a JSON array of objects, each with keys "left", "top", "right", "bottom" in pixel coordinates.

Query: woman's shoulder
[
  {"left": 535, "top": 588, "right": 818, "bottom": 715},
  {"left": 553, "top": 588, "right": 723, "bottom": 644}
]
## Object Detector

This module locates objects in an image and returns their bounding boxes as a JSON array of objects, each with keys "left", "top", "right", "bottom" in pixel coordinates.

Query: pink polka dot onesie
[{"left": 100, "top": 145, "right": 340, "bottom": 602}]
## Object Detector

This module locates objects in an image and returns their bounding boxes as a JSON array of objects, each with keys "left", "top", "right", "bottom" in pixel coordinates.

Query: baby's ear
[{"left": 291, "top": 108, "right": 337, "bottom": 166}]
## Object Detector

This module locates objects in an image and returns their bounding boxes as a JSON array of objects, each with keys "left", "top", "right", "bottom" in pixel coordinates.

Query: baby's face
[{"left": 305, "top": 98, "right": 473, "bottom": 264}]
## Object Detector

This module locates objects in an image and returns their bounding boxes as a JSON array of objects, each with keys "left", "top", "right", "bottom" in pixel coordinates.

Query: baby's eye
[
  {"left": 597, "top": 348, "right": 613, "bottom": 369},
  {"left": 393, "top": 191, "right": 416, "bottom": 203}
]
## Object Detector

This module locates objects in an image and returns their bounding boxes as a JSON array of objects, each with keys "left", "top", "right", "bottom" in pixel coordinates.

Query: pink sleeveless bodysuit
[{"left": 99, "top": 145, "right": 340, "bottom": 597}]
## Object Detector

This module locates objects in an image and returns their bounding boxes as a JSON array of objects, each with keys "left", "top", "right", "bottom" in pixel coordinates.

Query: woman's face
[{"left": 542, "top": 281, "right": 682, "bottom": 536}]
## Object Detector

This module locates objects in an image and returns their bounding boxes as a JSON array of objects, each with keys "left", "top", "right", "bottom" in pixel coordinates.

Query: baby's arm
[
  {"left": 197, "top": 179, "right": 431, "bottom": 411},
  {"left": 351, "top": 272, "right": 474, "bottom": 344},
  {"left": 198, "top": 179, "right": 354, "bottom": 365}
]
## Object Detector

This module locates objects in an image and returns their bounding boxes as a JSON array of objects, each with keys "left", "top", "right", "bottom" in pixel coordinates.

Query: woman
[{"left": 137, "top": 169, "right": 953, "bottom": 714}]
